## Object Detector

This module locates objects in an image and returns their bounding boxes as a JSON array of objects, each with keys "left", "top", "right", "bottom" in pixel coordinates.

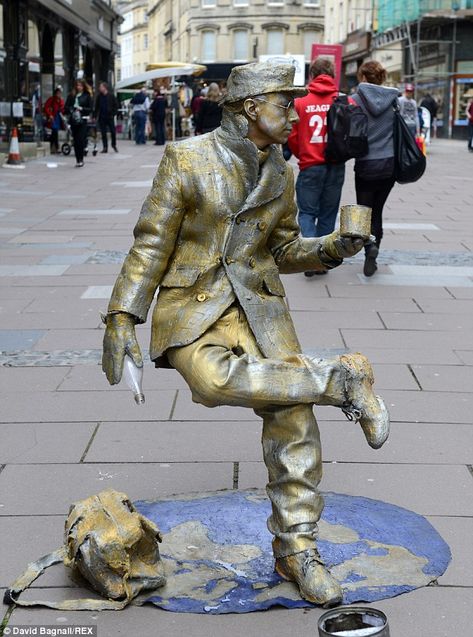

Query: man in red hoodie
[{"left": 288, "top": 58, "right": 345, "bottom": 276}]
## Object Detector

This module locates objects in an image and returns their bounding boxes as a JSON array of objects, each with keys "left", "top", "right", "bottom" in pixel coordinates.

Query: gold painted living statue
[{"left": 102, "top": 62, "right": 390, "bottom": 607}]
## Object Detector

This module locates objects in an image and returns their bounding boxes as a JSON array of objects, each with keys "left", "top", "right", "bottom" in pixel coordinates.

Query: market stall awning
[{"left": 115, "top": 63, "right": 207, "bottom": 90}]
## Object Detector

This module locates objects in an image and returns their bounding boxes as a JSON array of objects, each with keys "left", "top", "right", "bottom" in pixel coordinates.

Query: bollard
[{"left": 318, "top": 606, "right": 390, "bottom": 637}]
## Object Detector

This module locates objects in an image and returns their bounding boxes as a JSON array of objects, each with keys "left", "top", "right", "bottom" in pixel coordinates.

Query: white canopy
[{"left": 115, "top": 63, "right": 207, "bottom": 90}]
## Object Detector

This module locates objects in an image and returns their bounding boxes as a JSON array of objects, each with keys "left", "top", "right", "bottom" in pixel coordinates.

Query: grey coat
[{"left": 353, "top": 83, "right": 400, "bottom": 180}]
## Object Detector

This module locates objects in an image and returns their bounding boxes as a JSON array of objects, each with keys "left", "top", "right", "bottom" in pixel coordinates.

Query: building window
[
  {"left": 233, "top": 29, "right": 249, "bottom": 61},
  {"left": 201, "top": 30, "right": 217, "bottom": 62},
  {"left": 143, "top": 34, "right": 148, "bottom": 50},
  {"left": 268, "top": 0, "right": 284, "bottom": 5},
  {"left": 338, "top": 1, "right": 345, "bottom": 42},
  {"left": 303, "top": 30, "right": 320, "bottom": 60},
  {"left": 267, "top": 29, "right": 284, "bottom": 55},
  {"left": 304, "top": 0, "right": 319, "bottom": 4},
  {"left": 202, "top": 0, "right": 216, "bottom": 7},
  {"left": 234, "top": 0, "right": 249, "bottom": 5}
]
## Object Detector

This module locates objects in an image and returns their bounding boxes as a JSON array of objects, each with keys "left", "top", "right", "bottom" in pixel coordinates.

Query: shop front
[
  {"left": 341, "top": 30, "right": 370, "bottom": 92},
  {"left": 0, "top": 0, "right": 120, "bottom": 145},
  {"left": 372, "top": 41, "right": 403, "bottom": 86}
]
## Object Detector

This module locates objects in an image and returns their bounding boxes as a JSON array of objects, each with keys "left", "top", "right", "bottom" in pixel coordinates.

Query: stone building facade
[
  {"left": 114, "top": 0, "right": 150, "bottom": 81},
  {"left": 147, "top": 0, "right": 325, "bottom": 81}
]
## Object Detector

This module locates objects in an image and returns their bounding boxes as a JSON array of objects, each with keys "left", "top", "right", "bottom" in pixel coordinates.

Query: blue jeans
[
  {"left": 134, "top": 111, "right": 147, "bottom": 144},
  {"left": 296, "top": 163, "right": 345, "bottom": 237}
]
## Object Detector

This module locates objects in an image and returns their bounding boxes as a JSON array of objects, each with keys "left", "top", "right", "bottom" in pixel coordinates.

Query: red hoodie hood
[{"left": 308, "top": 74, "right": 338, "bottom": 95}]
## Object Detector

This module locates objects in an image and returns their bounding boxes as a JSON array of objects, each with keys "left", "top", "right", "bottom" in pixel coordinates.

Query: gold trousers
[{"left": 167, "top": 304, "right": 348, "bottom": 558}]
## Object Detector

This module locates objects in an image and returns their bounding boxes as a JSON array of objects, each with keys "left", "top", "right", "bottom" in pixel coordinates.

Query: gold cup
[{"left": 339, "top": 204, "right": 372, "bottom": 240}]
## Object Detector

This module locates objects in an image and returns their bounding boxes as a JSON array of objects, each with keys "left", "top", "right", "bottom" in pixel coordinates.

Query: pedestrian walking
[
  {"left": 195, "top": 83, "right": 222, "bottom": 134},
  {"left": 191, "top": 88, "right": 204, "bottom": 132},
  {"left": 352, "top": 61, "right": 399, "bottom": 277},
  {"left": 287, "top": 57, "right": 345, "bottom": 278},
  {"left": 420, "top": 93, "right": 438, "bottom": 140},
  {"left": 466, "top": 98, "right": 473, "bottom": 153},
  {"left": 131, "top": 87, "right": 150, "bottom": 145},
  {"left": 43, "top": 88, "right": 64, "bottom": 154},
  {"left": 94, "top": 81, "right": 119, "bottom": 153},
  {"left": 64, "top": 79, "right": 93, "bottom": 168},
  {"left": 399, "top": 83, "right": 420, "bottom": 138},
  {"left": 150, "top": 89, "right": 167, "bottom": 146}
]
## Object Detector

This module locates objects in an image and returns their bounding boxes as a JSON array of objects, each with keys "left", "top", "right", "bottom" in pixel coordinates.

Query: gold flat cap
[{"left": 220, "top": 62, "right": 307, "bottom": 105}]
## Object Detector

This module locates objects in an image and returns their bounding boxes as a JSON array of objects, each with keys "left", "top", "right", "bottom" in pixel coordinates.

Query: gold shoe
[
  {"left": 340, "top": 353, "right": 390, "bottom": 449},
  {"left": 275, "top": 549, "right": 342, "bottom": 607}
]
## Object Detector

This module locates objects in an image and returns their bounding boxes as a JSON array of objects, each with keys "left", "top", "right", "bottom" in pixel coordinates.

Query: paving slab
[
  {"left": 0, "top": 462, "right": 233, "bottom": 515},
  {"left": 411, "top": 364, "right": 473, "bottom": 392},
  {"left": 0, "top": 422, "right": 94, "bottom": 463},
  {"left": 427, "top": 516, "right": 473, "bottom": 587},
  {"left": 380, "top": 389, "right": 472, "bottom": 423},
  {"left": 238, "top": 462, "right": 473, "bottom": 516},
  {"left": 455, "top": 350, "right": 473, "bottom": 365},
  {"left": 0, "top": 329, "right": 45, "bottom": 350},
  {"left": 380, "top": 311, "right": 471, "bottom": 331},
  {"left": 342, "top": 328, "right": 468, "bottom": 350},
  {"left": 326, "top": 284, "right": 453, "bottom": 298},
  {"left": 318, "top": 421, "right": 473, "bottom": 465},
  {"left": 85, "top": 420, "right": 262, "bottom": 463},
  {"left": 0, "top": 367, "right": 68, "bottom": 392},
  {"left": 0, "top": 389, "right": 175, "bottom": 423}
]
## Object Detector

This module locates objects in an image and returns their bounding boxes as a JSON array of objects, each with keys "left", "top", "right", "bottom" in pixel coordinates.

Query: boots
[
  {"left": 275, "top": 548, "right": 342, "bottom": 607},
  {"left": 363, "top": 241, "right": 378, "bottom": 277},
  {"left": 340, "top": 353, "right": 390, "bottom": 449}
]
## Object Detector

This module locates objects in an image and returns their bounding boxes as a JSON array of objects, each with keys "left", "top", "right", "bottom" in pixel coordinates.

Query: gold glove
[
  {"left": 102, "top": 312, "right": 143, "bottom": 385},
  {"left": 322, "top": 230, "right": 366, "bottom": 260}
]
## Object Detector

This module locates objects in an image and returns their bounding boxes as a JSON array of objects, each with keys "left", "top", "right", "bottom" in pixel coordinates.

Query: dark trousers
[
  {"left": 296, "top": 163, "right": 345, "bottom": 237},
  {"left": 49, "top": 129, "right": 59, "bottom": 153},
  {"left": 153, "top": 116, "right": 165, "bottom": 145},
  {"left": 468, "top": 121, "right": 473, "bottom": 151},
  {"left": 70, "top": 122, "right": 88, "bottom": 163},
  {"left": 134, "top": 111, "right": 147, "bottom": 144},
  {"left": 355, "top": 175, "right": 395, "bottom": 248},
  {"left": 99, "top": 116, "right": 116, "bottom": 150}
]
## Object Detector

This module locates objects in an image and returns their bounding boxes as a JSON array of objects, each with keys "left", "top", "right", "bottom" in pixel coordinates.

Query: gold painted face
[{"left": 248, "top": 92, "right": 299, "bottom": 146}]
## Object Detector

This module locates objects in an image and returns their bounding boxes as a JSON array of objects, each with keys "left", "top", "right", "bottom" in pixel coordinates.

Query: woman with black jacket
[
  {"left": 65, "top": 79, "right": 93, "bottom": 167},
  {"left": 195, "top": 83, "right": 222, "bottom": 134}
]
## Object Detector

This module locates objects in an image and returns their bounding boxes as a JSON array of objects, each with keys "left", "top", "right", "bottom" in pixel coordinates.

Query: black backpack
[
  {"left": 392, "top": 101, "right": 426, "bottom": 184},
  {"left": 325, "top": 95, "right": 369, "bottom": 164}
]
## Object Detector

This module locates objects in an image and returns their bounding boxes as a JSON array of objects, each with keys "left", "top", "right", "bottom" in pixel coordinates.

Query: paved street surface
[{"left": 0, "top": 138, "right": 472, "bottom": 636}]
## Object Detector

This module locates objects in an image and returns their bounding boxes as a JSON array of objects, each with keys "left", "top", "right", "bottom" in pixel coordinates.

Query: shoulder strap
[{"left": 4, "top": 548, "right": 129, "bottom": 611}]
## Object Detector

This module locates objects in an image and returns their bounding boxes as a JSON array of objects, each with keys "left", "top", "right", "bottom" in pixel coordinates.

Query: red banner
[{"left": 311, "top": 44, "right": 343, "bottom": 89}]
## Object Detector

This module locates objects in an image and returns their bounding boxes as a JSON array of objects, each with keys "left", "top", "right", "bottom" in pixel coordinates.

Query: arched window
[
  {"left": 233, "top": 29, "right": 248, "bottom": 62},
  {"left": 303, "top": 30, "right": 321, "bottom": 60},
  {"left": 27, "top": 20, "right": 40, "bottom": 60},
  {"left": 267, "top": 29, "right": 284, "bottom": 55},
  {"left": 201, "top": 30, "right": 217, "bottom": 62}
]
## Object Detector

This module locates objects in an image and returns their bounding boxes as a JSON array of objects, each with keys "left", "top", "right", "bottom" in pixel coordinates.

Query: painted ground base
[{"left": 134, "top": 489, "right": 451, "bottom": 614}]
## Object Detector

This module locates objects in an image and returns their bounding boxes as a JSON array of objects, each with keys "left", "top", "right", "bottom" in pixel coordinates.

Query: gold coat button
[
  {"left": 225, "top": 256, "right": 235, "bottom": 265},
  {"left": 196, "top": 293, "right": 207, "bottom": 302},
  {"left": 249, "top": 257, "right": 256, "bottom": 268},
  {"left": 257, "top": 221, "right": 267, "bottom": 231}
]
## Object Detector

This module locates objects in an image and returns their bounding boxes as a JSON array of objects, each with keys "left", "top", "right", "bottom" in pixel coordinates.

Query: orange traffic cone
[{"left": 4, "top": 127, "right": 25, "bottom": 169}]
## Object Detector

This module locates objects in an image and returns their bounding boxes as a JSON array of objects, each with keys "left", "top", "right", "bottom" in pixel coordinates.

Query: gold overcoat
[{"left": 108, "top": 113, "right": 340, "bottom": 367}]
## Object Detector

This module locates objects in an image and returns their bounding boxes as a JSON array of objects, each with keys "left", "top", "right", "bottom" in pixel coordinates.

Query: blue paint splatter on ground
[{"left": 134, "top": 489, "right": 450, "bottom": 614}]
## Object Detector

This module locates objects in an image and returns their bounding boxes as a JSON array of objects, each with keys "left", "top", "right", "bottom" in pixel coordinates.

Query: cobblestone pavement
[{"left": 0, "top": 138, "right": 472, "bottom": 636}]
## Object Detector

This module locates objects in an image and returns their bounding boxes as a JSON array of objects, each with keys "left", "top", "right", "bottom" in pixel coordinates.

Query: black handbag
[{"left": 393, "top": 101, "right": 426, "bottom": 184}]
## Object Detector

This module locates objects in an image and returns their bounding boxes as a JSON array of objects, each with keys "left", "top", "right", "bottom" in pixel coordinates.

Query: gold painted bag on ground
[{"left": 4, "top": 489, "right": 166, "bottom": 611}]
